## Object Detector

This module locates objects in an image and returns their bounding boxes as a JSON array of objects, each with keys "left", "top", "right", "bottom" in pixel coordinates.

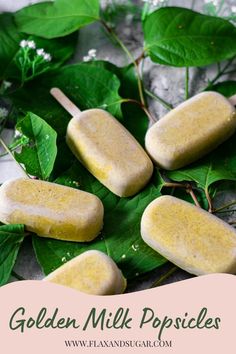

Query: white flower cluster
[
  {"left": 83, "top": 49, "right": 97, "bottom": 62},
  {"left": 232, "top": 6, "right": 236, "bottom": 13},
  {"left": 20, "top": 39, "right": 36, "bottom": 49},
  {"left": 19, "top": 40, "right": 52, "bottom": 62},
  {"left": 0, "top": 107, "right": 8, "bottom": 119},
  {"left": 36, "top": 48, "right": 52, "bottom": 62}
]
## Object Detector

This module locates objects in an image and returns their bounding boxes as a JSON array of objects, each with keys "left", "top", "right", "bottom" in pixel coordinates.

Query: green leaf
[
  {"left": 33, "top": 164, "right": 166, "bottom": 279},
  {"left": 207, "top": 81, "right": 236, "bottom": 97},
  {"left": 0, "top": 14, "right": 77, "bottom": 81},
  {"left": 15, "top": 112, "right": 57, "bottom": 180},
  {"left": 11, "top": 63, "right": 123, "bottom": 137},
  {"left": 143, "top": 7, "right": 236, "bottom": 67},
  {"left": 0, "top": 13, "right": 24, "bottom": 79},
  {"left": 166, "top": 133, "right": 236, "bottom": 191},
  {"left": 0, "top": 224, "right": 25, "bottom": 286},
  {"left": 15, "top": 0, "right": 100, "bottom": 39}
]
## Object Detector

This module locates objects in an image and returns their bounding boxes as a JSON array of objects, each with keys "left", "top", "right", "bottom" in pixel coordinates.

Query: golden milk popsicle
[
  {"left": 145, "top": 91, "right": 236, "bottom": 170},
  {"left": 44, "top": 250, "right": 127, "bottom": 295},
  {"left": 0, "top": 178, "right": 104, "bottom": 242},
  {"left": 141, "top": 196, "right": 236, "bottom": 275},
  {"left": 50, "top": 88, "right": 153, "bottom": 197}
]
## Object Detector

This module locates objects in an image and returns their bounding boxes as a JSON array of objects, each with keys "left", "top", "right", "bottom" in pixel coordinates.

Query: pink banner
[{"left": 0, "top": 274, "right": 235, "bottom": 353}]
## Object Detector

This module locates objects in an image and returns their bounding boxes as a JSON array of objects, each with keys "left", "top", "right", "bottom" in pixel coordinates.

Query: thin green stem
[
  {"left": 141, "top": 2, "right": 150, "bottom": 21},
  {"left": 187, "top": 186, "right": 201, "bottom": 208},
  {"left": 101, "top": 19, "right": 145, "bottom": 106},
  {"left": 150, "top": 266, "right": 178, "bottom": 288},
  {"left": 205, "top": 187, "right": 213, "bottom": 213},
  {"left": 204, "top": 57, "right": 236, "bottom": 90},
  {"left": 142, "top": 105, "right": 156, "bottom": 124},
  {"left": 217, "top": 0, "right": 225, "bottom": 15},
  {"left": 145, "top": 89, "right": 173, "bottom": 110},
  {"left": 163, "top": 182, "right": 201, "bottom": 208},
  {"left": 11, "top": 271, "right": 25, "bottom": 281},
  {"left": 105, "top": 97, "right": 156, "bottom": 123},
  {"left": 213, "top": 200, "right": 236, "bottom": 213},
  {"left": 0, "top": 143, "right": 25, "bottom": 158},
  {"left": 185, "top": 67, "right": 189, "bottom": 100},
  {"left": 216, "top": 209, "right": 236, "bottom": 214},
  {"left": 222, "top": 69, "right": 236, "bottom": 75},
  {"left": 0, "top": 138, "right": 30, "bottom": 178}
]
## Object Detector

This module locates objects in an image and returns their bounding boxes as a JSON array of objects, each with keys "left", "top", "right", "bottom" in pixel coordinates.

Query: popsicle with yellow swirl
[
  {"left": 50, "top": 88, "right": 153, "bottom": 197},
  {"left": 141, "top": 196, "right": 236, "bottom": 275},
  {"left": 0, "top": 178, "right": 104, "bottom": 242},
  {"left": 44, "top": 250, "right": 127, "bottom": 295}
]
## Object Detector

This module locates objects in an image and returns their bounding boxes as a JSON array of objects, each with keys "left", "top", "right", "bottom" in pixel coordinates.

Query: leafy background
[{"left": 1, "top": 0, "right": 236, "bottom": 290}]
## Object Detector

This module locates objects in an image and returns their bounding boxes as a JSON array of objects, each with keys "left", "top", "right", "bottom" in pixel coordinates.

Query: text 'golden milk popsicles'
[
  {"left": 44, "top": 250, "right": 127, "bottom": 295},
  {"left": 141, "top": 196, "right": 236, "bottom": 276},
  {"left": 0, "top": 178, "right": 104, "bottom": 242},
  {"left": 145, "top": 92, "right": 236, "bottom": 170},
  {"left": 50, "top": 88, "right": 153, "bottom": 197}
]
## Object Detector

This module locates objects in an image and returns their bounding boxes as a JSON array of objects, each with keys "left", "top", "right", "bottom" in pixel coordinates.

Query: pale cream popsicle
[
  {"left": 145, "top": 92, "right": 236, "bottom": 170},
  {"left": 141, "top": 196, "right": 236, "bottom": 275},
  {"left": 0, "top": 178, "right": 104, "bottom": 242},
  {"left": 50, "top": 88, "right": 153, "bottom": 197},
  {"left": 44, "top": 250, "right": 127, "bottom": 295}
]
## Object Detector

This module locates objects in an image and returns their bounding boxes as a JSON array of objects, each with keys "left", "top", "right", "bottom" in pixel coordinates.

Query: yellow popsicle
[
  {"left": 50, "top": 88, "right": 153, "bottom": 197},
  {"left": 0, "top": 178, "right": 104, "bottom": 242},
  {"left": 145, "top": 92, "right": 236, "bottom": 170},
  {"left": 44, "top": 250, "right": 127, "bottom": 295},
  {"left": 141, "top": 196, "right": 236, "bottom": 275}
]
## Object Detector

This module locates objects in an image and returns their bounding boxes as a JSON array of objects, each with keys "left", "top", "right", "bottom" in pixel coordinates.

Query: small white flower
[
  {"left": 88, "top": 49, "right": 97, "bottom": 58},
  {"left": 2, "top": 81, "right": 12, "bottom": 89},
  {"left": 83, "top": 55, "right": 91, "bottom": 62},
  {"left": 27, "top": 40, "right": 36, "bottom": 49},
  {"left": 0, "top": 107, "right": 8, "bottom": 119},
  {"left": 36, "top": 48, "right": 45, "bottom": 56},
  {"left": 83, "top": 49, "right": 97, "bottom": 62},
  {"left": 232, "top": 6, "right": 236, "bottom": 13},
  {"left": 43, "top": 53, "right": 52, "bottom": 62},
  {"left": 14, "top": 130, "right": 22, "bottom": 138},
  {"left": 20, "top": 40, "right": 28, "bottom": 48}
]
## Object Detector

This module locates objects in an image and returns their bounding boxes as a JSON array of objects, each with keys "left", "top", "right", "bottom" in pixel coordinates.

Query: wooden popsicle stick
[
  {"left": 229, "top": 94, "right": 236, "bottom": 106},
  {"left": 50, "top": 88, "right": 81, "bottom": 117}
]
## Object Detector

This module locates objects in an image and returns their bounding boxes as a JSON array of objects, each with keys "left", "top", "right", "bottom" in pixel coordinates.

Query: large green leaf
[
  {"left": 0, "top": 224, "right": 25, "bottom": 286},
  {"left": 15, "top": 112, "right": 57, "bottom": 180},
  {"left": 0, "top": 13, "right": 24, "bottom": 79},
  {"left": 207, "top": 81, "right": 236, "bottom": 97},
  {"left": 33, "top": 164, "right": 166, "bottom": 279},
  {"left": 0, "top": 13, "right": 77, "bottom": 81},
  {"left": 10, "top": 63, "right": 123, "bottom": 137},
  {"left": 143, "top": 7, "right": 236, "bottom": 67},
  {"left": 15, "top": 0, "right": 100, "bottom": 39},
  {"left": 166, "top": 133, "right": 236, "bottom": 190}
]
